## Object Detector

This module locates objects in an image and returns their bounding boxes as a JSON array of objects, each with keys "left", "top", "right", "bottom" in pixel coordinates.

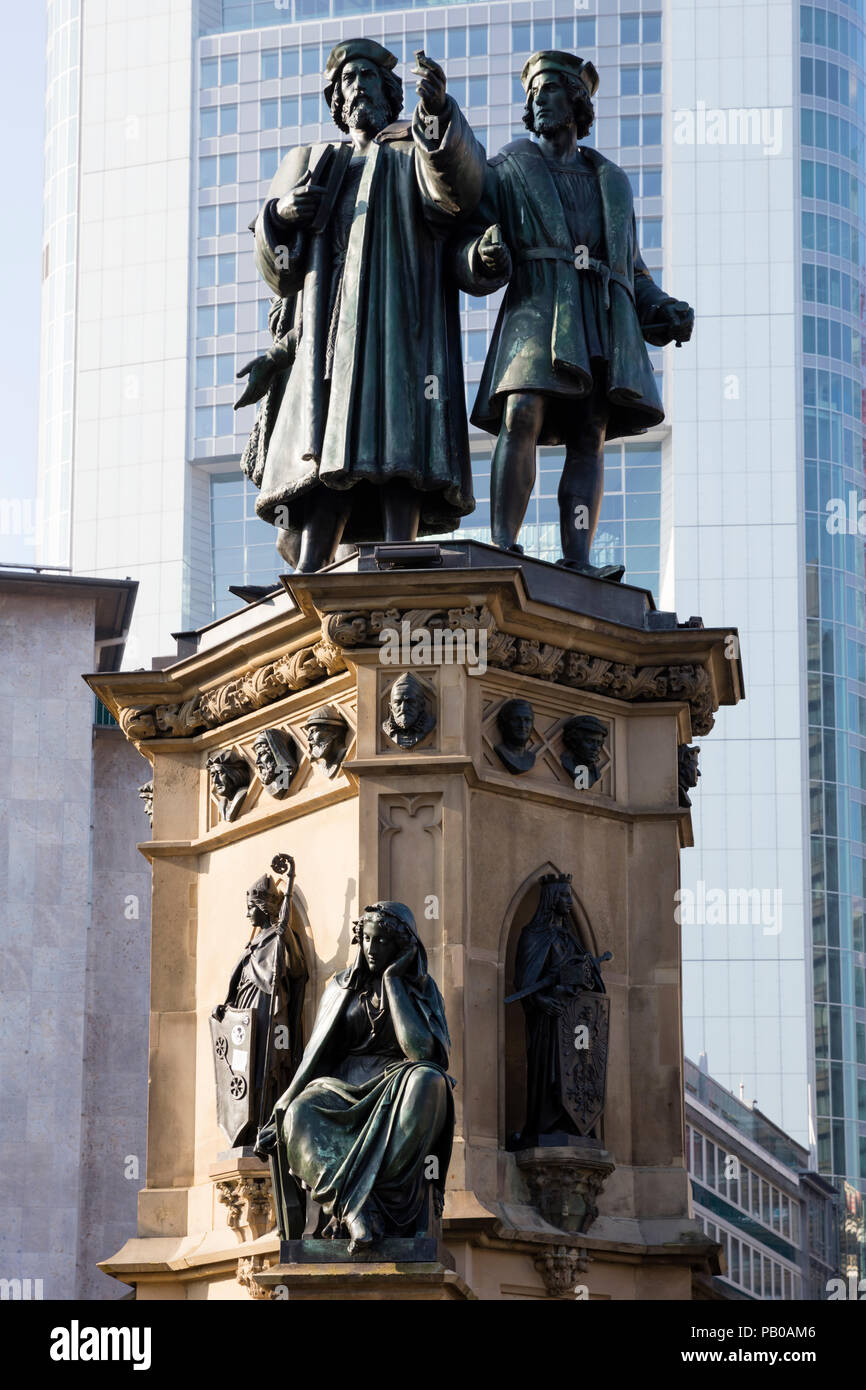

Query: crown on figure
[{"left": 541, "top": 872, "right": 573, "bottom": 886}]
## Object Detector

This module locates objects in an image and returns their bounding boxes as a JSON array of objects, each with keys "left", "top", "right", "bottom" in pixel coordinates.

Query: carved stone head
[
  {"left": 304, "top": 704, "right": 349, "bottom": 779},
  {"left": 678, "top": 744, "right": 701, "bottom": 808},
  {"left": 206, "top": 749, "right": 251, "bottom": 822},
  {"left": 495, "top": 697, "right": 536, "bottom": 774},
  {"left": 253, "top": 728, "right": 298, "bottom": 799},
  {"left": 561, "top": 714, "right": 607, "bottom": 789},
  {"left": 138, "top": 780, "right": 154, "bottom": 827},
  {"left": 382, "top": 672, "right": 435, "bottom": 750}
]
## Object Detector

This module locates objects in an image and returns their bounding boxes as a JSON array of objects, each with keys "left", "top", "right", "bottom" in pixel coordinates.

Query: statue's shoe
[{"left": 556, "top": 559, "right": 626, "bottom": 583}]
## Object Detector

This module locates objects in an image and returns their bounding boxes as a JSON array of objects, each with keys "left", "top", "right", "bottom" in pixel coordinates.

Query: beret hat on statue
[
  {"left": 520, "top": 50, "right": 600, "bottom": 97},
  {"left": 324, "top": 38, "right": 398, "bottom": 104}
]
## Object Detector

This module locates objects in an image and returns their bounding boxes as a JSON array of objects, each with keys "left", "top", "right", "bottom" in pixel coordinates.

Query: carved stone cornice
[{"left": 112, "top": 604, "right": 721, "bottom": 743}]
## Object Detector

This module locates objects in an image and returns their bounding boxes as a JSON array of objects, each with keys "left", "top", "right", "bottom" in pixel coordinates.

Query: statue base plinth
[
  {"left": 516, "top": 1143, "right": 615, "bottom": 1234},
  {"left": 279, "top": 1236, "right": 454, "bottom": 1267},
  {"left": 254, "top": 1260, "right": 474, "bottom": 1301}
]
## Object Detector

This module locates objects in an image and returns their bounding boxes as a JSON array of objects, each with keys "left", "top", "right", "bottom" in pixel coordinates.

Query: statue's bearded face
[
  {"left": 340, "top": 59, "right": 389, "bottom": 135},
  {"left": 391, "top": 690, "right": 423, "bottom": 730},
  {"left": 530, "top": 73, "right": 575, "bottom": 137},
  {"left": 308, "top": 727, "right": 336, "bottom": 760},
  {"left": 255, "top": 745, "right": 277, "bottom": 783}
]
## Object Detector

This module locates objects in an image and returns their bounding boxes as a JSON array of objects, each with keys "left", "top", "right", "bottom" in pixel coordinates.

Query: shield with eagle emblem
[{"left": 557, "top": 990, "right": 610, "bottom": 1135}]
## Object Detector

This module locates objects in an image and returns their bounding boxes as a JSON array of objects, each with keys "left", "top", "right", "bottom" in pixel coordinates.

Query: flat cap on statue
[
  {"left": 520, "top": 50, "right": 600, "bottom": 97},
  {"left": 323, "top": 38, "right": 398, "bottom": 103}
]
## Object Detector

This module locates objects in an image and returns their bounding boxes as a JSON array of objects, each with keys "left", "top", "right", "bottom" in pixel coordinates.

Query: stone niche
[{"left": 87, "top": 542, "right": 743, "bottom": 1301}]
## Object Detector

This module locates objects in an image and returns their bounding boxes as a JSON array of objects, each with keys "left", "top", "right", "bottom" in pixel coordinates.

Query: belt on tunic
[{"left": 518, "top": 248, "right": 634, "bottom": 309}]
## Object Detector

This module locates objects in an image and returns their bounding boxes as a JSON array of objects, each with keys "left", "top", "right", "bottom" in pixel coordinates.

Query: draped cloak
[
  {"left": 452, "top": 139, "right": 678, "bottom": 444},
  {"left": 261, "top": 933, "right": 453, "bottom": 1240},
  {"left": 244, "top": 97, "right": 486, "bottom": 546}
]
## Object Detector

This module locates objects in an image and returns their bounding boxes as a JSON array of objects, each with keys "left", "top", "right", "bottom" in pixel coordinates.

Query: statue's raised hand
[
  {"left": 413, "top": 51, "right": 447, "bottom": 117},
  {"left": 477, "top": 224, "right": 512, "bottom": 279}
]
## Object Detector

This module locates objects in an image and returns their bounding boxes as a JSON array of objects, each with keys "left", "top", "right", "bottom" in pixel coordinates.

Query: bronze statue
[
  {"left": 236, "top": 39, "right": 492, "bottom": 570},
  {"left": 258, "top": 901, "right": 453, "bottom": 1252},
  {"left": 453, "top": 50, "right": 694, "bottom": 579},
  {"left": 382, "top": 671, "right": 435, "bottom": 749},
  {"left": 206, "top": 749, "right": 251, "bottom": 822},
  {"left": 210, "top": 855, "right": 308, "bottom": 1149},
  {"left": 507, "top": 872, "right": 610, "bottom": 1148},
  {"left": 561, "top": 714, "right": 607, "bottom": 787},
  {"left": 253, "top": 727, "right": 298, "bottom": 799},
  {"left": 303, "top": 704, "right": 349, "bottom": 778},
  {"left": 495, "top": 697, "right": 536, "bottom": 774}
]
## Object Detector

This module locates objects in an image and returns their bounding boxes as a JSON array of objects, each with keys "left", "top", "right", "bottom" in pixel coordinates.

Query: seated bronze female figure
[{"left": 259, "top": 901, "right": 452, "bottom": 1253}]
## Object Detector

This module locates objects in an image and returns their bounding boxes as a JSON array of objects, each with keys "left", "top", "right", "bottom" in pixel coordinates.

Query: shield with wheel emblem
[
  {"left": 210, "top": 1006, "right": 257, "bottom": 1145},
  {"left": 557, "top": 990, "right": 610, "bottom": 1136}
]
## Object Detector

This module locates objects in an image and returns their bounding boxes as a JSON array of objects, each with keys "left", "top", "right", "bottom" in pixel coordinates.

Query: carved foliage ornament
[{"left": 117, "top": 606, "right": 718, "bottom": 742}]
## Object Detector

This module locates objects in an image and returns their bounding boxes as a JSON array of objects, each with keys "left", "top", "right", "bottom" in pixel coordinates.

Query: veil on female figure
[{"left": 256, "top": 901, "right": 453, "bottom": 1253}]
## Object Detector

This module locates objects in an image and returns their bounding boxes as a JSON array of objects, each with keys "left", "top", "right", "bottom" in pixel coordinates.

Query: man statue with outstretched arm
[
  {"left": 236, "top": 40, "right": 492, "bottom": 572},
  {"left": 453, "top": 50, "right": 694, "bottom": 580}
]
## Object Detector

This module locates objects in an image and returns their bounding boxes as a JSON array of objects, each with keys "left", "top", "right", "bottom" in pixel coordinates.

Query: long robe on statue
[
  {"left": 261, "top": 927, "right": 453, "bottom": 1241},
  {"left": 514, "top": 915, "right": 589, "bottom": 1146},
  {"left": 244, "top": 96, "right": 485, "bottom": 546}
]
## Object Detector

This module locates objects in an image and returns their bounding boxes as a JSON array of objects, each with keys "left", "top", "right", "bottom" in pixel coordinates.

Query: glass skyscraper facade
[
  {"left": 799, "top": 0, "right": 866, "bottom": 1216},
  {"left": 36, "top": 0, "right": 866, "bottom": 1269}
]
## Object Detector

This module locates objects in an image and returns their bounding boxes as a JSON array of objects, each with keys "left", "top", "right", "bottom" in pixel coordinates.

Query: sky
[{"left": 0, "top": 2, "right": 46, "bottom": 565}]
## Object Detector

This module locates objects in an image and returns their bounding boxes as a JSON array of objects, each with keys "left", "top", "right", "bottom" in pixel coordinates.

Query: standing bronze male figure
[
  {"left": 237, "top": 40, "right": 490, "bottom": 571},
  {"left": 454, "top": 51, "right": 694, "bottom": 579}
]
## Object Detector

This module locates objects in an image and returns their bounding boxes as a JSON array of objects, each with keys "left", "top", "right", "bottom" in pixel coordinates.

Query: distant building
[
  {"left": 685, "top": 1057, "right": 854, "bottom": 1299},
  {"left": 0, "top": 568, "right": 151, "bottom": 1299}
]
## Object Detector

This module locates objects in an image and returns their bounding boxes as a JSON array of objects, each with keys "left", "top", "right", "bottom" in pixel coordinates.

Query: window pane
[
  {"left": 643, "top": 168, "right": 662, "bottom": 198},
  {"left": 197, "top": 305, "right": 214, "bottom": 337},
  {"left": 622, "top": 67, "right": 640, "bottom": 96},
  {"left": 468, "top": 25, "right": 487, "bottom": 57},
  {"left": 643, "top": 13, "right": 662, "bottom": 43},
  {"left": 201, "top": 57, "right": 219, "bottom": 88},
  {"left": 621, "top": 15, "right": 640, "bottom": 44},
  {"left": 216, "top": 354, "right": 235, "bottom": 386},
  {"left": 217, "top": 253, "right": 236, "bottom": 284},
  {"left": 198, "top": 256, "right": 216, "bottom": 287},
  {"left": 201, "top": 107, "right": 218, "bottom": 138},
  {"left": 196, "top": 356, "right": 213, "bottom": 388},
  {"left": 262, "top": 50, "right": 279, "bottom": 81},
  {"left": 468, "top": 76, "right": 487, "bottom": 107},
  {"left": 215, "top": 404, "right": 235, "bottom": 436},
  {"left": 218, "top": 204, "right": 236, "bottom": 235},
  {"left": 222, "top": 57, "right": 238, "bottom": 86},
  {"left": 217, "top": 303, "right": 235, "bottom": 335},
  {"left": 644, "top": 115, "right": 662, "bottom": 145},
  {"left": 200, "top": 156, "right": 217, "bottom": 187},
  {"left": 282, "top": 49, "right": 299, "bottom": 78},
  {"left": 220, "top": 153, "right": 237, "bottom": 184},
  {"left": 195, "top": 406, "right": 212, "bottom": 437},
  {"left": 282, "top": 96, "right": 298, "bottom": 126},
  {"left": 512, "top": 21, "right": 531, "bottom": 52},
  {"left": 448, "top": 28, "right": 466, "bottom": 59},
  {"left": 301, "top": 94, "right": 320, "bottom": 125},
  {"left": 644, "top": 65, "right": 662, "bottom": 95},
  {"left": 576, "top": 18, "right": 596, "bottom": 46},
  {"left": 221, "top": 105, "right": 237, "bottom": 135},
  {"left": 199, "top": 205, "right": 217, "bottom": 238},
  {"left": 302, "top": 43, "right": 320, "bottom": 75},
  {"left": 621, "top": 116, "right": 641, "bottom": 147},
  {"left": 261, "top": 98, "right": 279, "bottom": 129}
]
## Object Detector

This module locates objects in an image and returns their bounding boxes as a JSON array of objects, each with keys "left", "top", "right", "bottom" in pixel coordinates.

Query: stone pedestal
[{"left": 88, "top": 541, "right": 743, "bottom": 1300}]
